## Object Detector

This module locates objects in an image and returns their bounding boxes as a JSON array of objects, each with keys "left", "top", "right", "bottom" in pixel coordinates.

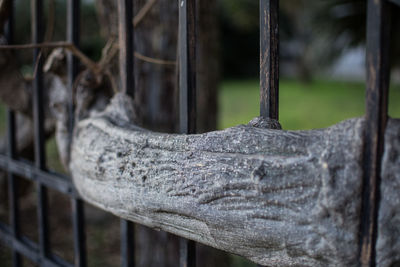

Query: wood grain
[{"left": 68, "top": 94, "right": 375, "bottom": 266}]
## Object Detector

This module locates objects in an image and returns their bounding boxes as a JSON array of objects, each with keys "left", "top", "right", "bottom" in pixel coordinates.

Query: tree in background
[
  {"left": 218, "top": 0, "right": 400, "bottom": 81},
  {"left": 217, "top": 0, "right": 315, "bottom": 81},
  {"left": 309, "top": 0, "right": 400, "bottom": 68}
]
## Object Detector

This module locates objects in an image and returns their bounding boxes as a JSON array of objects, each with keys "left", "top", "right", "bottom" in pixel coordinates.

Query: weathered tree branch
[
  {"left": 2, "top": 1, "right": 397, "bottom": 265},
  {"left": 68, "top": 93, "right": 400, "bottom": 266},
  {"left": 377, "top": 120, "right": 400, "bottom": 267}
]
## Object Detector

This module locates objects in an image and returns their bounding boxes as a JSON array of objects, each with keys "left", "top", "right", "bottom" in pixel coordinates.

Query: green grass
[{"left": 219, "top": 79, "right": 400, "bottom": 130}]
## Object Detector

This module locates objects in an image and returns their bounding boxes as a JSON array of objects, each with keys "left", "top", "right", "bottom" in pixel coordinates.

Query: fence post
[
  {"left": 179, "top": 0, "right": 197, "bottom": 266},
  {"left": 360, "top": 0, "right": 392, "bottom": 266},
  {"left": 32, "top": 0, "right": 51, "bottom": 261},
  {"left": 260, "top": 0, "right": 279, "bottom": 121},
  {"left": 118, "top": 1, "right": 136, "bottom": 266}
]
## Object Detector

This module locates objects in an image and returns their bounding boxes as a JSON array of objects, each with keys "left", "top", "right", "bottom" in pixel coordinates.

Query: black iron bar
[
  {"left": 6, "top": 1, "right": 22, "bottom": 265},
  {"left": 32, "top": 0, "right": 50, "bottom": 260},
  {"left": 32, "top": 0, "right": 46, "bottom": 171},
  {"left": 7, "top": 112, "right": 22, "bottom": 267},
  {"left": 359, "top": 0, "right": 391, "bottom": 266},
  {"left": 179, "top": 0, "right": 197, "bottom": 134},
  {"left": 118, "top": 1, "right": 135, "bottom": 266},
  {"left": 118, "top": 0, "right": 134, "bottom": 98},
  {"left": 67, "top": 1, "right": 87, "bottom": 266},
  {"left": 179, "top": 0, "right": 197, "bottom": 266},
  {"left": 179, "top": 238, "right": 196, "bottom": 267},
  {"left": 71, "top": 200, "right": 86, "bottom": 267},
  {"left": 120, "top": 220, "right": 135, "bottom": 267},
  {"left": 258, "top": 2, "right": 279, "bottom": 266},
  {"left": 260, "top": 0, "right": 279, "bottom": 120},
  {"left": 67, "top": 0, "right": 80, "bottom": 137}
]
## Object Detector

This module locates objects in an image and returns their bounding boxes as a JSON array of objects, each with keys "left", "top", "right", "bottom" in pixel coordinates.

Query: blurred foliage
[
  {"left": 310, "top": 0, "right": 400, "bottom": 67},
  {"left": 218, "top": 0, "right": 400, "bottom": 79},
  {"left": 11, "top": 0, "right": 399, "bottom": 79},
  {"left": 218, "top": 0, "right": 259, "bottom": 31},
  {"left": 80, "top": 2, "right": 106, "bottom": 61},
  {"left": 217, "top": 0, "right": 259, "bottom": 78},
  {"left": 13, "top": 0, "right": 105, "bottom": 66},
  {"left": 217, "top": 0, "right": 315, "bottom": 79}
]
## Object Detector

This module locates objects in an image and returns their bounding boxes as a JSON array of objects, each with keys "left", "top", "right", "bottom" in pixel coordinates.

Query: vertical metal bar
[
  {"left": 120, "top": 220, "right": 135, "bottom": 267},
  {"left": 179, "top": 1, "right": 197, "bottom": 267},
  {"left": 6, "top": 2, "right": 21, "bottom": 265},
  {"left": 32, "top": 0, "right": 46, "bottom": 170},
  {"left": 260, "top": 0, "right": 279, "bottom": 120},
  {"left": 67, "top": 0, "right": 80, "bottom": 138},
  {"left": 4, "top": 0, "right": 13, "bottom": 46},
  {"left": 180, "top": 238, "right": 196, "bottom": 267},
  {"left": 258, "top": 2, "right": 279, "bottom": 266},
  {"left": 71, "top": 200, "right": 86, "bottom": 267},
  {"left": 359, "top": 0, "right": 391, "bottom": 266},
  {"left": 67, "top": 1, "right": 87, "bottom": 266},
  {"left": 7, "top": 113, "right": 22, "bottom": 267},
  {"left": 118, "top": 0, "right": 134, "bottom": 98},
  {"left": 179, "top": 0, "right": 197, "bottom": 134},
  {"left": 118, "top": 1, "right": 135, "bottom": 266},
  {"left": 32, "top": 0, "right": 50, "bottom": 260}
]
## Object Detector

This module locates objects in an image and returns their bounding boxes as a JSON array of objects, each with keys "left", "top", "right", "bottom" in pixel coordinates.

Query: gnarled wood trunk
[{"left": 68, "top": 93, "right": 400, "bottom": 267}]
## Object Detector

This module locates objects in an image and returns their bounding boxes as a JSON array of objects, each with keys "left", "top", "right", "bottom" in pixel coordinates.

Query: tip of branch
[{"left": 101, "top": 93, "right": 137, "bottom": 125}]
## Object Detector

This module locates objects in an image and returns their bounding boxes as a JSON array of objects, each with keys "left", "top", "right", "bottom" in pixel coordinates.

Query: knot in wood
[{"left": 248, "top": 116, "right": 281, "bottom": 130}]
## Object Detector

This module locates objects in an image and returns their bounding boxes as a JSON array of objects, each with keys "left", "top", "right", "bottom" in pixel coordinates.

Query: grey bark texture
[
  {"left": 69, "top": 93, "right": 400, "bottom": 267},
  {"left": 95, "top": 0, "right": 218, "bottom": 134},
  {"left": 94, "top": 1, "right": 223, "bottom": 265},
  {"left": 377, "top": 119, "right": 400, "bottom": 267}
]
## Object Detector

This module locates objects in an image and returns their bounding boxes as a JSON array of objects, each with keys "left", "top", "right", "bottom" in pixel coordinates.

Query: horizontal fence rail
[{"left": 0, "top": 155, "right": 76, "bottom": 195}]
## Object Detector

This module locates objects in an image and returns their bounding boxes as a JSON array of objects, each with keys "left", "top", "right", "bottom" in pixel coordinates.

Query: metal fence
[{"left": 0, "top": 0, "right": 398, "bottom": 266}]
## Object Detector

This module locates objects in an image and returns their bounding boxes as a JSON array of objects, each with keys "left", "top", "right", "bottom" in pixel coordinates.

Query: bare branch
[
  {"left": 133, "top": 0, "right": 158, "bottom": 28},
  {"left": 134, "top": 51, "right": 176, "bottom": 65},
  {"left": 0, "top": 42, "right": 99, "bottom": 73},
  {"left": 68, "top": 93, "right": 400, "bottom": 266},
  {"left": 69, "top": 93, "right": 364, "bottom": 266}
]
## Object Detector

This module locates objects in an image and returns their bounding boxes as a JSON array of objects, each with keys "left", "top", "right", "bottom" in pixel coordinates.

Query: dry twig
[
  {"left": 0, "top": 0, "right": 174, "bottom": 95},
  {"left": 133, "top": 0, "right": 157, "bottom": 27},
  {"left": 134, "top": 51, "right": 176, "bottom": 65},
  {"left": 0, "top": 42, "right": 99, "bottom": 73}
]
